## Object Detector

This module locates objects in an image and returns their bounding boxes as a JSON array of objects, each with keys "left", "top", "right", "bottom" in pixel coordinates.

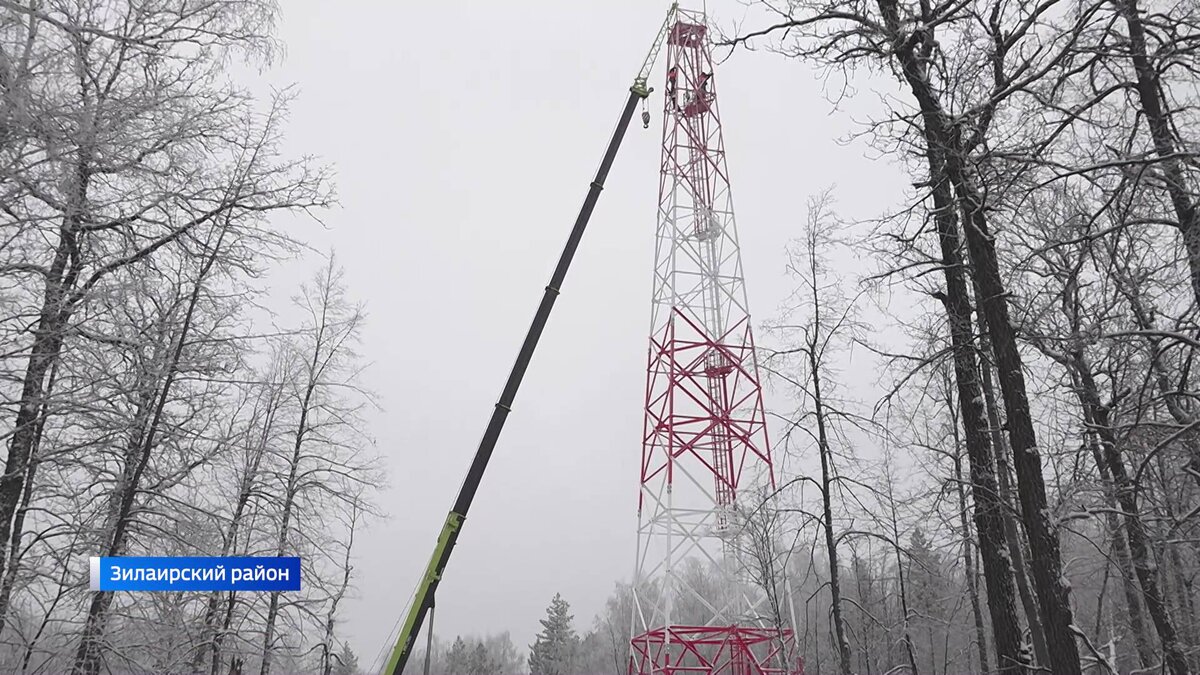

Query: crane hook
[{"left": 641, "top": 99, "right": 651, "bottom": 129}]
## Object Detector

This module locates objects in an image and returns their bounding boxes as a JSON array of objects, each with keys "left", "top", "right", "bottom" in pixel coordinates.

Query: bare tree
[
  {"left": 767, "top": 192, "right": 866, "bottom": 675},
  {"left": 320, "top": 495, "right": 365, "bottom": 675},
  {"left": 727, "top": 2, "right": 1094, "bottom": 670},
  {"left": 1018, "top": 192, "right": 1190, "bottom": 674},
  {"left": 73, "top": 214, "right": 247, "bottom": 674},
  {"left": 0, "top": 3, "right": 390, "bottom": 674},
  {"left": 259, "top": 257, "right": 376, "bottom": 675},
  {"left": 944, "top": 369, "right": 991, "bottom": 675},
  {"left": 0, "top": 0, "right": 329, "bottom": 641}
]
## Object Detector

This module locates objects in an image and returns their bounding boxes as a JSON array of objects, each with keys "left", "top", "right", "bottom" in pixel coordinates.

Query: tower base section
[{"left": 629, "top": 626, "right": 803, "bottom": 675}]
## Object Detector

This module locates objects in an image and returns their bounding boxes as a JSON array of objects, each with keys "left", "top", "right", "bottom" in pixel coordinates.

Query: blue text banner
[{"left": 90, "top": 556, "right": 301, "bottom": 592}]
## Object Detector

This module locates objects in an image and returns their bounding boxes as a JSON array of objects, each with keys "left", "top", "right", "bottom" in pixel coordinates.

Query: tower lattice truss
[{"left": 629, "top": 8, "right": 803, "bottom": 675}]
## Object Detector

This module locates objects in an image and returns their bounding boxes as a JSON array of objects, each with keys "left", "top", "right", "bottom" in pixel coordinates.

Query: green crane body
[{"left": 382, "top": 7, "right": 678, "bottom": 675}]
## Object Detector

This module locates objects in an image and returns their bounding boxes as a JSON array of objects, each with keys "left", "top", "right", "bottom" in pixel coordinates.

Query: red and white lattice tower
[{"left": 629, "top": 7, "right": 802, "bottom": 675}]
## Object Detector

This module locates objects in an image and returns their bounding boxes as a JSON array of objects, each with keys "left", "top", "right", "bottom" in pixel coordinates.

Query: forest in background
[{"left": 5, "top": 0, "right": 1200, "bottom": 674}]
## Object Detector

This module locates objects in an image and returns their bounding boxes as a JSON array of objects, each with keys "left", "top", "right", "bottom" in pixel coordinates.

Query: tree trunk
[
  {"left": 1166, "top": 545, "right": 1200, "bottom": 670},
  {"left": 0, "top": 156, "right": 89, "bottom": 633},
  {"left": 922, "top": 138, "right": 1029, "bottom": 675},
  {"left": 1160, "top": 492, "right": 1200, "bottom": 669},
  {"left": 18, "top": 530, "right": 78, "bottom": 675},
  {"left": 72, "top": 331, "right": 172, "bottom": 673},
  {"left": 72, "top": 225, "right": 226, "bottom": 675},
  {"left": 956, "top": 164, "right": 1081, "bottom": 675},
  {"left": 885, "top": 490, "right": 920, "bottom": 675},
  {"left": 196, "top": 382, "right": 283, "bottom": 674},
  {"left": 953, "top": 433, "right": 991, "bottom": 675},
  {"left": 320, "top": 507, "right": 356, "bottom": 675},
  {"left": 1089, "top": 440, "right": 1154, "bottom": 670},
  {"left": 974, "top": 272, "right": 1050, "bottom": 669},
  {"left": 872, "top": 5, "right": 1083, "bottom": 668},
  {"left": 809, "top": 345, "right": 854, "bottom": 675},
  {"left": 1043, "top": 315, "right": 1154, "bottom": 675},
  {"left": 261, "top": 337, "right": 322, "bottom": 675},
  {"left": 1113, "top": 0, "right": 1200, "bottom": 306},
  {"left": 854, "top": 562, "right": 872, "bottom": 674},
  {"left": 0, "top": 357, "right": 60, "bottom": 638},
  {"left": 1117, "top": 281, "right": 1200, "bottom": 489},
  {"left": 213, "top": 592, "right": 240, "bottom": 675},
  {"left": 1071, "top": 351, "right": 1190, "bottom": 675}
]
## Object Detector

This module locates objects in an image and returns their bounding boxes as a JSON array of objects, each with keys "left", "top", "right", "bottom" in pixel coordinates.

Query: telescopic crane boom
[{"left": 381, "top": 7, "right": 677, "bottom": 675}]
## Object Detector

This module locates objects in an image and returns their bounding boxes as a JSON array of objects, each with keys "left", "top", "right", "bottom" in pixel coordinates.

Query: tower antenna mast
[{"left": 629, "top": 7, "right": 802, "bottom": 675}]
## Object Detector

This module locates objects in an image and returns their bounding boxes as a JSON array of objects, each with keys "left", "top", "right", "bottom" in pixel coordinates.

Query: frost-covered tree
[
  {"left": 331, "top": 644, "right": 360, "bottom": 675},
  {"left": 528, "top": 594, "right": 578, "bottom": 675}
]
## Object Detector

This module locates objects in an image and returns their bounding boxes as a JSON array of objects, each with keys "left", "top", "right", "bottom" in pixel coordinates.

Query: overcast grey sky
[{"left": 248, "top": 1, "right": 910, "bottom": 668}]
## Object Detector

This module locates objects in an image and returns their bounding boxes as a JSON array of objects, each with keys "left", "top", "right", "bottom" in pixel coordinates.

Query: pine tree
[
  {"left": 331, "top": 643, "right": 360, "bottom": 675},
  {"left": 469, "top": 642, "right": 497, "bottom": 675},
  {"left": 446, "top": 636, "right": 471, "bottom": 674},
  {"left": 907, "top": 528, "right": 947, "bottom": 674},
  {"left": 528, "top": 593, "right": 579, "bottom": 675}
]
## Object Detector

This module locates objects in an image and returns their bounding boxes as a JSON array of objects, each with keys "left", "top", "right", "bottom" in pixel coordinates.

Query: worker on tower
[
  {"left": 698, "top": 71, "right": 712, "bottom": 95},
  {"left": 667, "top": 65, "right": 679, "bottom": 109}
]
